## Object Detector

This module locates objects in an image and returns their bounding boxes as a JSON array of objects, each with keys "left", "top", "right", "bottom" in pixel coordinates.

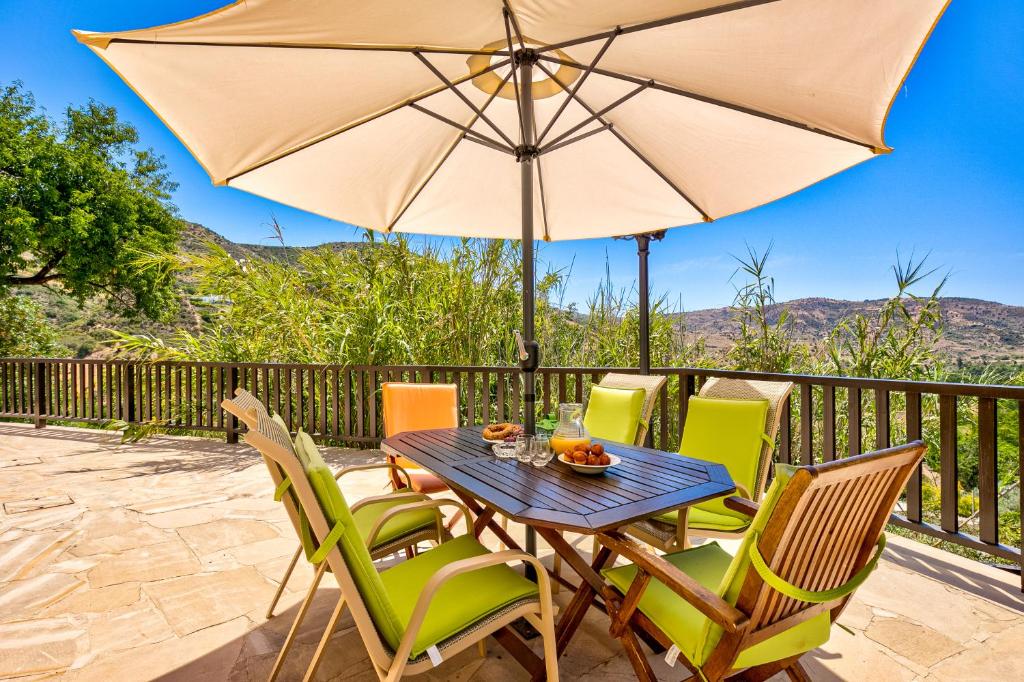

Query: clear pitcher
[{"left": 550, "top": 403, "right": 591, "bottom": 455}]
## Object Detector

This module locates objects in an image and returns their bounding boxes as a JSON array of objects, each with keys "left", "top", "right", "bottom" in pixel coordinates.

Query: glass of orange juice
[{"left": 551, "top": 403, "right": 591, "bottom": 455}]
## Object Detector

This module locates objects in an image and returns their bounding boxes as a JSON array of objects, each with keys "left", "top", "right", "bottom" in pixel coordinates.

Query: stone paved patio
[{"left": 1, "top": 422, "right": 1021, "bottom": 681}]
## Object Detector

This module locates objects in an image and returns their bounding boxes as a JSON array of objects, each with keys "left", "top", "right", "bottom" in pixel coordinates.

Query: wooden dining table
[{"left": 381, "top": 426, "right": 735, "bottom": 673}]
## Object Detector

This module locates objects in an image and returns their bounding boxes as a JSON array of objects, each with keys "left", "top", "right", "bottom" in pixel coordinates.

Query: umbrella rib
[
  {"left": 538, "top": 123, "right": 614, "bottom": 156},
  {"left": 100, "top": 38, "right": 510, "bottom": 57},
  {"left": 540, "top": 81, "right": 650, "bottom": 151},
  {"left": 387, "top": 72, "right": 513, "bottom": 232},
  {"left": 503, "top": 7, "right": 526, "bottom": 145},
  {"left": 536, "top": 31, "right": 619, "bottom": 147},
  {"left": 413, "top": 51, "right": 516, "bottom": 149},
  {"left": 536, "top": 0, "right": 783, "bottom": 54},
  {"left": 501, "top": 0, "right": 527, "bottom": 47},
  {"left": 407, "top": 103, "right": 513, "bottom": 153},
  {"left": 537, "top": 55, "right": 882, "bottom": 152},
  {"left": 222, "top": 58, "right": 510, "bottom": 185},
  {"left": 536, "top": 61, "right": 713, "bottom": 223},
  {"left": 531, "top": 106, "right": 551, "bottom": 242}
]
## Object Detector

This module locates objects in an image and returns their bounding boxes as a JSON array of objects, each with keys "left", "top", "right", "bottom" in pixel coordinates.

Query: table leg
[
  {"left": 534, "top": 527, "right": 618, "bottom": 657},
  {"left": 452, "top": 490, "right": 524, "bottom": 551}
]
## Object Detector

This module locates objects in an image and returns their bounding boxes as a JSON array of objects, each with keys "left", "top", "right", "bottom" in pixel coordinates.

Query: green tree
[
  {"left": 0, "top": 295, "right": 66, "bottom": 357},
  {"left": 0, "top": 82, "right": 180, "bottom": 319}
]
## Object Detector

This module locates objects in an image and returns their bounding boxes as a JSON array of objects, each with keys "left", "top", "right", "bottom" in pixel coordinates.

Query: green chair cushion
[
  {"left": 652, "top": 506, "right": 751, "bottom": 533},
  {"left": 353, "top": 497, "right": 439, "bottom": 551},
  {"left": 584, "top": 385, "right": 646, "bottom": 445},
  {"left": 294, "top": 430, "right": 405, "bottom": 650},
  {"left": 380, "top": 534, "right": 539, "bottom": 659},
  {"left": 604, "top": 542, "right": 732, "bottom": 664},
  {"left": 679, "top": 397, "right": 769, "bottom": 524},
  {"left": 606, "top": 463, "right": 830, "bottom": 669}
]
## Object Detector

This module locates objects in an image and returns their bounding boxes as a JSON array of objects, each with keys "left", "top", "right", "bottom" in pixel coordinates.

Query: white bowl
[{"left": 558, "top": 452, "right": 621, "bottom": 475}]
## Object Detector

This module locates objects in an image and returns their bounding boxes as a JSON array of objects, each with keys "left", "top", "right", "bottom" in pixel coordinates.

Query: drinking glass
[
  {"left": 515, "top": 434, "right": 533, "bottom": 463},
  {"left": 530, "top": 434, "right": 553, "bottom": 467},
  {"left": 492, "top": 441, "right": 516, "bottom": 459}
]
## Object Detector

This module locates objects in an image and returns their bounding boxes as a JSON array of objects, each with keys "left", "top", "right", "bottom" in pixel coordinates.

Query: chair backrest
[
  {"left": 698, "top": 378, "right": 794, "bottom": 502},
  {"left": 597, "top": 373, "right": 668, "bottom": 446},
  {"left": 224, "top": 389, "right": 307, "bottom": 549},
  {"left": 381, "top": 382, "right": 459, "bottom": 438},
  {"left": 704, "top": 441, "right": 925, "bottom": 668},
  {"left": 223, "top": 392, "right": 401, "bottom": 670},
  {"left": 583, "top": 385, "right": 646, "bottom": 445}
]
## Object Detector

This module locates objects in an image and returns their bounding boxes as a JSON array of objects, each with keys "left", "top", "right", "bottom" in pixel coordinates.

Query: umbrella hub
[{"left": 467, "top": 39, "right": 579, "bottom": 101}]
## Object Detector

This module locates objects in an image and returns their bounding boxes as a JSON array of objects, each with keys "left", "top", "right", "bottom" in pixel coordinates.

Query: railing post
[
  {"left": 225, "top": 366, "right": 239, "bottom": 444},
  {"left": 123, "top": 363, "right": 137, "bottom": 424},
  {"left": 33, "top": 361, "right": 46, "bottom": 429}
]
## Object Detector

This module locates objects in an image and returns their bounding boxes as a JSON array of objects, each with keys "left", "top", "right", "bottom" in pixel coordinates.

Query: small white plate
[{"left": 558, "top": 453, "right": 621, "bottom": 475}]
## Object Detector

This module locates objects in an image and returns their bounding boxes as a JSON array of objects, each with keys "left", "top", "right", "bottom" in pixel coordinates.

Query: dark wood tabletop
[{"left": 381, "top": 426, "right": 735, "bottom": 533}]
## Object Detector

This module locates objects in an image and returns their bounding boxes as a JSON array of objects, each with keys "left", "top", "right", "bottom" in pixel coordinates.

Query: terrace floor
[{"left": 1, "top": 423, "right": 1022, "bottom": 682}]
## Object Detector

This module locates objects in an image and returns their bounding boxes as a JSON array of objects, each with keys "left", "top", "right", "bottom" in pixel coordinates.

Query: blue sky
[{"left": 2, "top": 1, "right": 1022, "bottom": 310}]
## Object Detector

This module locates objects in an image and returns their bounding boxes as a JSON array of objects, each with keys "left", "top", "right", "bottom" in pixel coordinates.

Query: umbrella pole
[{"left": 519, "top": 52, "right": 540, "bottom": 570}]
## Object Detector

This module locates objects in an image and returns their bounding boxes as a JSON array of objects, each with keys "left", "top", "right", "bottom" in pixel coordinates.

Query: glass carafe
[{"left": 550, "top": 403, "right": 591, "bottom": 455}]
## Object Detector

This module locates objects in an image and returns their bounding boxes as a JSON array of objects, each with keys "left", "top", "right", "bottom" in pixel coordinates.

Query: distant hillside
[
  {"left": 179, "top": 222, "right": 361, "bottom": 263},
  {"left": 23, "top": 221, "right": 361, "bottom": 357},
  {"left": 20, "top": 222, "right": 1024, "bottom": 366},
  {"left": 683, "top": 297, "right": 1024, "bottom": 365}
]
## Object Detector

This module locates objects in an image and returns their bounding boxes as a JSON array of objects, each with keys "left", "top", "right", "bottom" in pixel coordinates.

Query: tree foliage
[
  {"left": 0, "top": 295, "right": 65, "bottom": 357},
  {"left": 0, "top": 82, "right": 180, "bottom": 319}
]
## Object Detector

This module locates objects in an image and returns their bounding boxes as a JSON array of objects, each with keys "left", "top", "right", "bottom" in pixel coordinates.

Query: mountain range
[{"left": 27, "top": 223, "right": 1024, "bottom": 365}]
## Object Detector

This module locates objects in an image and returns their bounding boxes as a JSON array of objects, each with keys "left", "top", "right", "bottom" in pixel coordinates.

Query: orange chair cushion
[
  {"left": 382, "top": 383, "right": 459, "bottom": 493},
  {"left": 382, "top": 383, "right": 459, "bottom": 437}
]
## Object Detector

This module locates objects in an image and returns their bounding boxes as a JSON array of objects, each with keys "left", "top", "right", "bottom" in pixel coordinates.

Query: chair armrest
[
  {"left": 335, "top": 462, "right": 412, "bottom": 489},
  {"left": 391, "top": 549, "right": 553, "bottom": 665},
  {"left": 723, "top": 495, "right": 759, "bottom": 517},
  {"left": 597, "top": 531, "right": 748, "bottom": 633},
  {"left": 350, "top": 491, "right": 427, "bottom": 513},
  {"left": 364, "top": 499, "right": 473, "bottom": 548}
]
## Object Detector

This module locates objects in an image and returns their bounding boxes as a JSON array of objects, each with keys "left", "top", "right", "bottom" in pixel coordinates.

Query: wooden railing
[{"left": 1, "top": 357, "right": 1021, "bottom": 584}]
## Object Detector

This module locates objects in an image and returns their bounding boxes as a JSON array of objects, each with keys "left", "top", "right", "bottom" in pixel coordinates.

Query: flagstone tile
[
  {"left": 129, "top": 492, "right": 230, "bottom": 515},
  {"left": 70, "top": 524, "right": 171, "bottom": 556},
  {"left": 0, "top": 573, "right": 85, "bottom": 622},
  {"left": 3, "top": 494, "right": 75, "bottom": 515},
  {"left": 85, "top": 599, "right": 176, "bottom": 656},
  {"left": 44, "top": 582, "right": 141, "bottom": 616},
  {"left": 865, "top": 617, "right": 964, "bottom": 669},
  {"left": 0, "top": 530, "right": 77, "bottom": 582},
  {"left": 67, "top": 616, "right": 251, "bottom": 681},
  {"left": 0, "top": 617, "right": 87, "bottom": 678},
  {"left": 178, "top": 518, "right": 281, "bottom": 556},
  {"left": 143, "top": 505, "right": 227, "bottom": 529},
  {"left": 927, "top": 623, "right": 1024, "bottom": 681},
  {"left": 143, "top": 566, "right": 277, "bottom": 637},
  {"left": 87, "top": 537, "right": 201, "bottom": 588}
]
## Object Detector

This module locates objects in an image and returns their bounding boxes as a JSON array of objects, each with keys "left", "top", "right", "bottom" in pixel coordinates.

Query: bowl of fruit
[
  {"left": 482, "top": 422, "right": 524, "bottom": 444},
  {"left": 558, "top": 442, "right": 620, "bottom": 475}
]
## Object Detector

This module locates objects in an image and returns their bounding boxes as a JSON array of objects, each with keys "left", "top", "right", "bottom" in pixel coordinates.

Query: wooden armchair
[
  {"left": 228, "top": 391, "right": 559, "bottom": 682},
  {"left": 627, "top": 377, "right": 793, "bottom": 552},
  {"left": 597, "top": 440, "right": 925, "bottom": 681}
]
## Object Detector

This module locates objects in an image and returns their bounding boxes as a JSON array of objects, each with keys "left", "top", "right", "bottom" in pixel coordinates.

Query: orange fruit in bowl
[
  {"left": 598, "top": 453, "right": 611, "bottom": 465},
  {"left": 591, "top": 443, "right": 604, "bottom": 456}
]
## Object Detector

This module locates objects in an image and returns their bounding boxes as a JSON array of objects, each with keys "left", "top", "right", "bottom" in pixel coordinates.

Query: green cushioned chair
[
  {"left": 583, "top": 385, "right": 647, "bottom": 445},
  {"left": 628, "top": 378, "right": 794, "bottom": 553},
  {"left": 597, "top": 440, "right": 926, "bottom": 682},
  {"left": 224, "top": 390, "right": 452, "bottom": 681},
  {"left": 230, "top": 395, "right": 560, "bottom": 682}
]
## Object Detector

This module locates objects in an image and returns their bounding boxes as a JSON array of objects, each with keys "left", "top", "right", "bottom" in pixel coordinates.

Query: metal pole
[
  {"left": 637, "top": 234, "right": 652, "bottom": 376},
  {"left": 519, "top": 51, "right": 539, "bottom": 567}
]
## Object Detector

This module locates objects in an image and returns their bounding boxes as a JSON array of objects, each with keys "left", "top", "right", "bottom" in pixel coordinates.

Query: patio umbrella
[{"left": 75, "top": 0, "right": 947, "bottom": 552}]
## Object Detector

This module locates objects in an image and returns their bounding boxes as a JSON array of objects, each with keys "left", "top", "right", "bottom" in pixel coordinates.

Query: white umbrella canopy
[
  {"left": 74, "top": 0, "right": 948, "bottom": 240},
  {"left": 76, "top": 0, "right": 947, "bottom": 563}
]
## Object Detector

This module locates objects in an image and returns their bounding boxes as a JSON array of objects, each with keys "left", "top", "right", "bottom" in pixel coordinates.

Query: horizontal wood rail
[{"left": 1, "top": 358, "right": 1021, "bottom": 587}]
